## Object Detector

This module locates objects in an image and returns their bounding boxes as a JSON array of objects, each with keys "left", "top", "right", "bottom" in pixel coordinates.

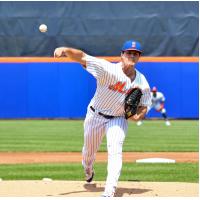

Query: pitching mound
[{"left": 0, "top": 180, "right": 198, "bottom": 197}]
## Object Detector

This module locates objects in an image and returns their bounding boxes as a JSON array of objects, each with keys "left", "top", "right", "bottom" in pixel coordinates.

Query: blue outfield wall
[
  {"left": 0, "top": 61, "right": 198, "bottom": 119},
  {"left": 136, "top": 62, "right": 199, "bottom": 119}
]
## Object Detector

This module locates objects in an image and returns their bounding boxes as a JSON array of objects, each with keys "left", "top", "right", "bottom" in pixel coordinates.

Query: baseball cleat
[
  {"left": 100, "top": 194, "right": 115, "bottom": 197},
  {"left": 101, "top": 187, "right": 116, "bottom": 197},
  {"left": 85, "top": 169, "right": 95, "bottom": 183},
  {"left": 136, "top": 121, "right": 143, "bottom": 126},
  {"left": 165, "top": 120, "right": 171, "bottom": 126}
]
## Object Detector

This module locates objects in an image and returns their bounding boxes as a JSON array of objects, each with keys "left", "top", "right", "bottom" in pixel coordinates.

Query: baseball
[{"left": 39, "top": 24, "right": 47, "bottom": 33}]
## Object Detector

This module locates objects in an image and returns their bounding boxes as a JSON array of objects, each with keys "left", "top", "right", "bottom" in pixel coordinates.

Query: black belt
[{"left": 90, "top": 106, "right": 115, "bottom": 119}]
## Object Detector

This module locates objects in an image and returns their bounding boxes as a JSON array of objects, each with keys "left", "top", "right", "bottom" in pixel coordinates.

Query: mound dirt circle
[{"left": 0, "top": 180, "right": 198, "bottom": 197}]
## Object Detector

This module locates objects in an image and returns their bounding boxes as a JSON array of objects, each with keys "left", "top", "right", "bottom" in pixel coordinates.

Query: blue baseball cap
[{"left": 122, "top": 40, "right": 142, "bottom": 53}]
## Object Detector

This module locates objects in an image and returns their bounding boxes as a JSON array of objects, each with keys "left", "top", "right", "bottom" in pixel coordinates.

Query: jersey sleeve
[
  {"left": 139, "top": 76, "right": 152, "bottom": 107},
  {"left": 140, "top": 88, "right": 152, "bottom": 107},
  {"left": 85, "top": 55, "right": 109, "bottom": 80},
  {"left": 160, "top": 92, "right": 165, "bottom": 102}
]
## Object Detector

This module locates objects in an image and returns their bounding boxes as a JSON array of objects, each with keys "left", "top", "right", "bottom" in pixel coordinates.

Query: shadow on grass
[{"left": 59, "top": 183, "right": 152, "bottom": 197}]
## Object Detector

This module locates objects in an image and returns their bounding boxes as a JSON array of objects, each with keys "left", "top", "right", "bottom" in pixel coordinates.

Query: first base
[{"left": 136, "top": 157, "right": 176, "bottom": 163}]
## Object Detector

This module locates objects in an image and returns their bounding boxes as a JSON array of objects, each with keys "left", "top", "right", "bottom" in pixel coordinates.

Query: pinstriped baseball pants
[{"left": 82, "top": 108, "right": 128, "bottom": 189}]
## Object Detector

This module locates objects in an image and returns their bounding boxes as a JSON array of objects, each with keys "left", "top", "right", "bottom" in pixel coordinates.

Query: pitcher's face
[{"left": 121, "top": 50, "right": 141, "bottom": 67}]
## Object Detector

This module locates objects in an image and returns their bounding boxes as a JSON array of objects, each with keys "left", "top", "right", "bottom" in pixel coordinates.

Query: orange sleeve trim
[{"left": 0, "top": 56, "right": 198, "bottom": 63}]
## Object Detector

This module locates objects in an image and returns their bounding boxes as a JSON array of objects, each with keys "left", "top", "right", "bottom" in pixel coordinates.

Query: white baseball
[{"left": 39, "top": 24, "right": 47, "bottom": 33}]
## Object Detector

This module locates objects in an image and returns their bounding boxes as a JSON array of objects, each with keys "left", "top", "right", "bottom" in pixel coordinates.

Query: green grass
[
  {"left": 126, "top": 120, "right": 199, "bottom": 151},
  {"left": 0, "top": 162, "right": 198, "bottom": 182},
  {"left": 0, "top": 120, "right": 198, "bottom": 152}
]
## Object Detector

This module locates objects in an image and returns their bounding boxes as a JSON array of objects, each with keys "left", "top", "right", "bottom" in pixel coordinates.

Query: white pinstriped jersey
[{"left": 85, "top": 55, "right": 152, "bottom": 116}]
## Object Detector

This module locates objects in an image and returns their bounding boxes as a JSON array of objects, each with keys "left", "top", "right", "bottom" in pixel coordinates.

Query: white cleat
[
  {"left": 165, "top": 120, "right": 171, "bottom": 126},
  {"left": 136, "top": 121, "right": 143, "bottom": 126},
  {"left": 101, "top": 187, "right": 116, "bottom": 197}
]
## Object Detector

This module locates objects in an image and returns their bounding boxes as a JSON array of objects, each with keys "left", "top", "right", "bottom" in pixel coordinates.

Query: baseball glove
[{"left": 124, "top": 88, "right": 143, "bottom": 119}]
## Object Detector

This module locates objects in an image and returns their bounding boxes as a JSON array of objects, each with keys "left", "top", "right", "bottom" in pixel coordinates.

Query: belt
[{"left": 90, "top": 106, "right": 115, "bottom": 119}]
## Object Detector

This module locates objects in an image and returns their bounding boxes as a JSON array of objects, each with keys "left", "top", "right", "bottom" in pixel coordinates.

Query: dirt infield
[
  {"left": 0, "top": 152, "right": 198, "bottom": 164},
  {"left": 0, "top": 180, "right": 198, "bottom": 197},
  {"left": 0, "top": 152, "right": 198, "bottom": 197}
]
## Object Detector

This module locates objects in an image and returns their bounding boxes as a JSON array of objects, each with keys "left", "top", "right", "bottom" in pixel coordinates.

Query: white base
[
  {"left": 42, "top": 178, "right": 53, "bottom": 181},
  {"left": 136, "top": 157, "right": 176, "bottom": 163}
]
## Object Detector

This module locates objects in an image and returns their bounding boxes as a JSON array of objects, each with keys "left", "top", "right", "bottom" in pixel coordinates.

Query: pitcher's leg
[
  {"left": 103, "top": 117, "right": 128, "bottom": 196},
  {"left": 82, "top": 112, "right": 106, "bottom": 178}
]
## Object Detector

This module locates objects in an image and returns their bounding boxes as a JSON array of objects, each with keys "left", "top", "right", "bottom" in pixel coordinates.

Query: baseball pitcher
[{"left": 54, "top": 40, "right": 151, "bottom": 197}]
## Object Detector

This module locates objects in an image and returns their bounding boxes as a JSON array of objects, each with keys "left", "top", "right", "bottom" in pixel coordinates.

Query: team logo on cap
[{"left": 131, "top": 42, "right": 136, "bottom": 48}]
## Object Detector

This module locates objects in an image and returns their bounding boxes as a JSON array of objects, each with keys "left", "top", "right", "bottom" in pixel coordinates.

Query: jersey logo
[{"left": 109, "top": 81, "right": 127, "bottom": 94}]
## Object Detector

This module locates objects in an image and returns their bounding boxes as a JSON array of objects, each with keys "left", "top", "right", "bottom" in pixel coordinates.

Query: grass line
[{"left": 0, "top": 162, "right": 198, "bottom": 182}]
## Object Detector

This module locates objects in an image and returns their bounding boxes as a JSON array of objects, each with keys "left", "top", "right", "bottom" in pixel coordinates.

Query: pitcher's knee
[{"left": 107, "top": 143, "right": 123, "bottom": 156}]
